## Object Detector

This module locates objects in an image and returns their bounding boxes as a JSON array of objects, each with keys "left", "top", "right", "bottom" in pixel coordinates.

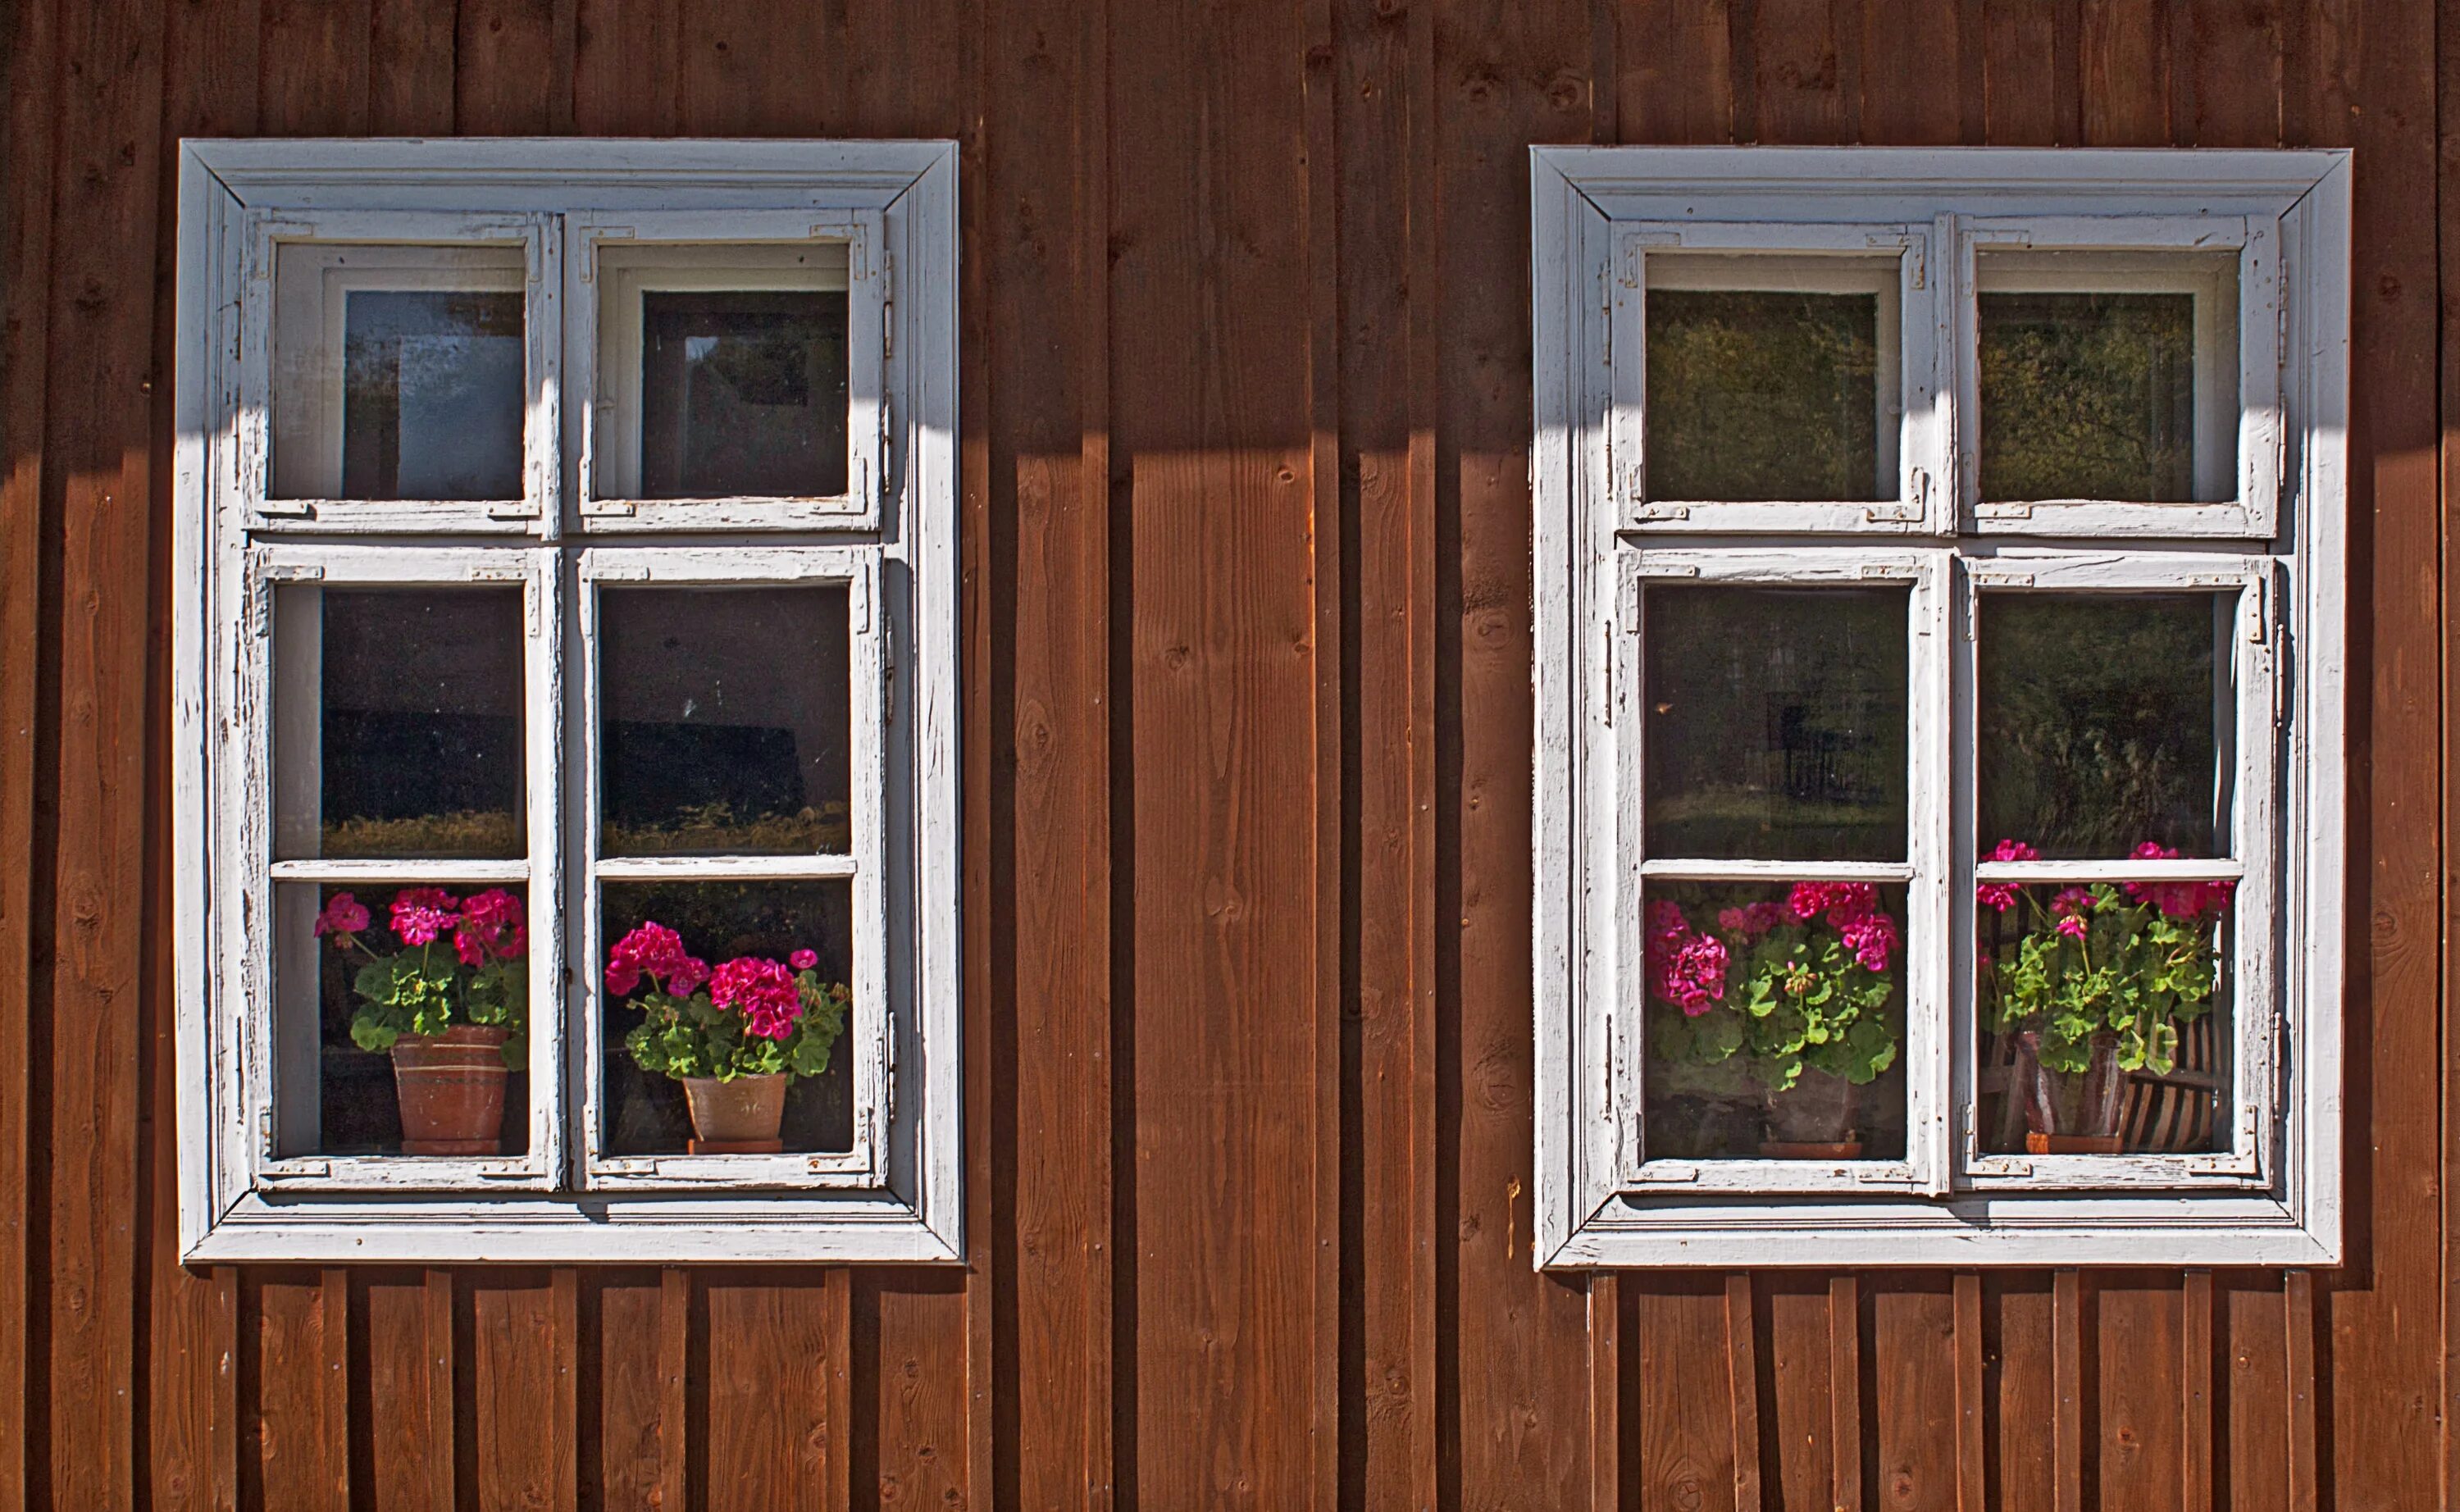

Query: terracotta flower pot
[
  {"left": 1760, "top": 1068, "right": 1861, "bottom": 1160},
  {"left": 390, "top": 1024, "right": 512, "bottom": 1156},
  {"left": 2016, "top": 1030, "right": 2126, "bottom": 1155},
  {"left": 679, "top": 1073, "right": 789, "bottom": 1154}
]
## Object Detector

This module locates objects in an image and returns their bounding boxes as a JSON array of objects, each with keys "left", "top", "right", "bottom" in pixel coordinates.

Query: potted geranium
[
  {"left": 605, "top": 921, "right": 849, "bottom": 1153},
  {"left": 1644, "top": 881, "right": 1902, "bottom": 1159},
  {"left": 315, "top": 886, "right": 527, "bottom": 1155},
  {"left": 1977, "top": 839, "right": 2228, "bottom": 1154}
]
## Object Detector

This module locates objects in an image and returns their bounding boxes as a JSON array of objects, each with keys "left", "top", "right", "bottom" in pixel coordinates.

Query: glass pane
[
  {"left": 1978, "top": 593, "right": 2228, "bottom": 860},
  {"left": 640, "top": 291, "right": 850, "bottom": 498},
  {"left": 599, "top": 586, "right": 853, "bottom": 856},
  {"left": 273, "top": 882, "right": 531, "bottom": 1158},
  {"left": 1973, "top": 881, "right": 2232, "bottom": 1155},
  {"left": 343, "top": 292, "right": 526, "bottom": 499},
  {"left": 1643, "top": 255, "right": 1896, "bottom": 503},
  {"left": 277, "top": 586, "right": 526, "bottom": 861},
  {"left": 1643, "top": 585, "right": 1909, "bottom": 862},
  {"left": 1977, "top": 252, "right": 2236, "bottom": 503},
  {"left": 599, "top": 880, "right": 855, "bottom": 1158},
  {"left": 1641, "top": 881, "right": 1908, "bottom": 1162}
]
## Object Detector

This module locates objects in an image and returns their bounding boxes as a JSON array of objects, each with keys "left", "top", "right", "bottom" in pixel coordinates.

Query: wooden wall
[{"left": 0, "top": 0, "right": 2449, "bottom": 1506}]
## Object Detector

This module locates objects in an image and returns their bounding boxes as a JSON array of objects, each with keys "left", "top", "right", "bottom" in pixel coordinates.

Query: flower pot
[
  {"left": 679, "top": 1073, "right": 789, "bottom": 1154},
  {"left": 1760, "top": 1068, "right": 1861, "bottom": 1160},
  {"left": 2016, "top": 1030, "right": 2126, "bottom": 1156},
  {"left": 390, "top": 1025, "right": 512, "bottom": 1156}
]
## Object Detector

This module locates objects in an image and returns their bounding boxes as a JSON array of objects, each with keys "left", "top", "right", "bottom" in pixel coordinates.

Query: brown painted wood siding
[{"left": 0, "top": 0, "right": 2447, "bottom": 1506}]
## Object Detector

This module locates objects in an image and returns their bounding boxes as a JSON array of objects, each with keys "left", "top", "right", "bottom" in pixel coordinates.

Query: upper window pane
[
  {"left": 1643, "top": 254, "right": 1898, "bottom": 503},
  {"left": 598, "top": 585, "right": 853, "bottom": 856},
  {"left": 597, "top": 243, "right": 852, "bottom": 501},
  {"left": 276, "top": 586, "right": 527, "bottom": 860},
  {"left": 1643, "top": 585, "right": 1910, "bottom": 862},
  {"left": 1977, "top": 251, "right": 2239, "bottom": 504},
  {"left": 271, "top": 244, "right": 528, "bottom": 502},
  {"left": 1977, "top": 592, "right": 2229, "bottom": 859}
]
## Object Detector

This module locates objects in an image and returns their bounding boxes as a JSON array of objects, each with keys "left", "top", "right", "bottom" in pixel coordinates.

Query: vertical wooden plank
[
  {"left": 43, "top": 0, "right": 164, "bottom": 1502},
  {"left": 1336, "top": 0, "right": 1442, "bottom": 1500},
  {"left": 1616, "top": 0, "right": 1735, "bottom": 144},
  {"left": 246, "top": 1270, "right": 349, "bottom": 1511},
  {"left": 361, "top": 1271, "right": 452, "bottom": 1512},
  {"left": 2079, "top": 0, "right": 2170, "bottom": 143},
  {"left": 1588, "top": 1276, "right": 1621, "bottom": 1512},
  {"left": 147, "top": 2, "right": 253, "bottom": 1508},
  {"left": 981, "top": 0, "right": 1116, "bottom": 1498},
  {"left": 1952, "top": 1273, "right": 1984, "bottom": 1512},
  {"left": 1829, "top": 1274, "right": 1863, "bottom": 1512},
  {"left": 1435, "top": 0, "right": 1599, "bottom": 1501},
  {"left": 571, "top": 0, "right": 679, "bottom": 135},
  {"left": 469, "top": 1271, "right": 576, "bottom": 1512},
  {"left": 2285, "top": 1273, "right": 2317, "bottom": 1510},
  {"left": 457, "top": 0, "right": 574, "bottom": 135},
  {"left": 658, "top": 1269, "right": 690, "bottom": 1510},
  {"left": 1980, "top": 0, "right": 2074, "bottom": 145},
  {"left": 0, "top": 2, "right": 56, "bottom": 1506},
  {"left": 2177, "top": 0, "right": 2280, "bottom": 145},
  {"left": 854, "top": 1274, "right": 967, "bottom": 1512},
  {"left": 1723, "top": 1273, "right": 1762, "bottom": 1512},
  {"left": 1762, "top": 1277, "right": 1834, "bottom": 1512},
  {"left": 676, "top": 0, "right": 829, "bottom": 135},
  {"left": 1870, "top": 1276, "right": 1958, "bottom": 1512},
  {"left": 1988, "top": 1275, "right": 2058, "bottom": 1512},
  {"left": 367, "top": 0, "right": 457, "bottom": 134},
  {"left": 1750, "top": 0, "right": 1852, "bottom": 142},
  {"left": 257, "top": 0, "right": 371, "bottom": 134},
  {"left": 1635, "top": 1276, "right": 1736, "bottom": 1512},
  {"left": 1859, "top": 0, "right": 1966, "bottom": 143},
  {"left": 1108, "top": 0, "right": 1328, "bottom": 1498},
  {"left": 425, "top": 1270, "right": 459, "bottom": 1512},
  {"left": 585, "top": 1271, "right": 663, "bottom": 1510},
  {"left": 2181, "top": 1271, "right": 2213, "bottom": 1512},
  {"left": 2092, "top": 1273, "right": 2182, "bottom": 1512},
  {"left": 2219, "top": 1273, "right": 2289, "bottom": 1512},
  {"left": 2052, "top": 1270, "right": 2083, "bottom": 1512},
  {"left": 702, "top": 1272, "right": 849, "bottom": 1512}
]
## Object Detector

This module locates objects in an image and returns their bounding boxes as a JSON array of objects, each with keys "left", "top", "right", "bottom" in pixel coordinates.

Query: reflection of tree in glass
[
  {"left": 1979, "top": 292, "right": 2195, "bottom": 502},
  {"left": 1979, "top": 594, "right": 2220, "bottom": 858},
  {"left": 1644, "top": 290, "right": 1880, "bottom": 502}
]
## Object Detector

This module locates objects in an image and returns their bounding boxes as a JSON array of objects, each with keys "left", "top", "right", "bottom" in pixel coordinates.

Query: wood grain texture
[
  {"left": 468, "top": 1272, "right": 576, "bottom": 1512},
  {"left": 701, "top": 1272, "right": 846, "bottom": 1512},
  {"left": 2093, "top": 1273, "right": 2181, "bottom": 1512},
  {"left": 1636, "top": 1276, "right": 1735, "bottom": 1512},
  {"left": 1870, "top": 1276, "right": 1957, "bottom": 1512},
  {"left": 243, "top": 1270, "right": 349, "bottom": 1511},
  {"left": 854, "top": 1273, "right": 966, "bottom": 1512}
]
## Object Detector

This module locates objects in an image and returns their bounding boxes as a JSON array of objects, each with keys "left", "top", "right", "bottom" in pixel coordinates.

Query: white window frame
[
  {"left": 247, "top": 209, "right": 560, "bottom": 532},
  {"left": 1611, "top": 221, "right": 1952, "bottom": 533},
  {"left": 175, "top": 139, "right": 963, "bottom": 1264},
  {"left": 1533, "top": 146, "right": 2349, "bottom": 1268},
  {"left": 571, "top": 210, "right": 888, "bottom": 531}
]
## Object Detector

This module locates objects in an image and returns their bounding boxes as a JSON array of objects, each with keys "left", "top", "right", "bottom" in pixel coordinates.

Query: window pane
[
  {"left": 1641, "top": 881, "right": 1908, "bottom": 1162},
  {"left": 1973, "top": 881, "right": 2232, "bottom": 1155},
  {"left": 599, "top": 880, "right": 855, "bottom": 1158},
  {"left": 277, "top": 586, "right": 526, "bottom": 861},
  {"left": 271, "top": 244, "right": 527, "bottom": 501},
  {"left": 274, "top": 882, "right": 531, "bottom": 1158},
  {"left": 1978, "top": 593, "right": 2227, "bottom": 859},
  {"left": 1977, "top": 251, "right": 2237, "bottom": 503},
  {"left": 599, "top": 586, "right": 852, "bottom": 856},
  {"left": 639, "top": 291, "right": 850, "bottom": 498},
  {"left": 1643, "top": 255, "right": 1896, "bottom": 503},
  {"left": 1643, "top": 585, "right": 1909, "bottom": 862}
]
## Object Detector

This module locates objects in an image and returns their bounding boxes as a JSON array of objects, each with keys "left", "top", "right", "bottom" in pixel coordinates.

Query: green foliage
[
  {"left": 1650, "top": 899, "right": 1900, "bottom": 1094},
  {"left": 347, "top": 944, "right": 528, "bottom": 1066},
  {"left": 1977, "top": 290, "right": 2196, "bottom": 503},
  {"left": 1981, "top": 883, "right": 2219, "bottom": 1077},
  {"left": 321, "top": 808, "right": 525, "bottom": 860},
  {"left": 1643, "top": 289, "right": 1881, "bottom": 502},
  {"left": 623, "top": 975, "right": 850, "bottom": 1082}
]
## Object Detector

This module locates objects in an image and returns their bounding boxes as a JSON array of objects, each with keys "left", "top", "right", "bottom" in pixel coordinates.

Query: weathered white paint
[{"left": 1530, "top": 145, "right": 2351, "bottom": 1268}]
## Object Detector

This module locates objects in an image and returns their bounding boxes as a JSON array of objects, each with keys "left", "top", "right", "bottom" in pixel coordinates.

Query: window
[
  {"left": 174, "top": 140, "right": 961, "bottom": 1263},
  {"left": 1532, "top": 148, "right": 2349, "bottom": 1267}
]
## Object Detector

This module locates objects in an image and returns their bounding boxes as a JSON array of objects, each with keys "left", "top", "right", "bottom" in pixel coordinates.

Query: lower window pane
[
  {"left": 599, "top": 880, "right": 855, "bottom": 1158},
  {"left": 1641, "top": 881, "right": 1909, "bottom": 1162},
  {"left": 274, "top": 882, "right": 531, "bottom": 1159},
  {"left": 1974, "top": 880, "right": 2232, "bottom": 1156}
]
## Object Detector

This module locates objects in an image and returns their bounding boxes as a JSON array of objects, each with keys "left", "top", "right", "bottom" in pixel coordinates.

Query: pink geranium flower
[
  {"left": 313, "top": 892, "right": 370, "bottom": 938},
  {"left": 790, "top": 948, "right": 819, "bottom": 971},
  {"left": 1976, "top": 839, "right": 2037, "bottom": 913},
  {"left": 2123, "top": 840, "right": 2236, "bottom": 919},
  {"left": 2055, "top": 914, "right": 2089, "bottom": 940},
  {"left": 711, "top": 955, "right": 804, "bottom": 1041},
  {"left": 453, "top": 887, "right": 526, "bottom": 967},
  {"left": 607, "top": 920, "right": 695, "bottom": 996},
  {"left": 390, "top": 887, "right": 461, "bottom": 947}
]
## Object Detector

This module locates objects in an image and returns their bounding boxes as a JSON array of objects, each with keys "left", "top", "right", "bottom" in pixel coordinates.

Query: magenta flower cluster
[
  {"left": 1644, "top": 899, "right": 1728, "bottom": 1016},
  {"left": 1786, "top": 880, "right": 1898, "bottom": 974},
  {"left": 1646, "top": 881, "right": 1901, "bottom": 1016},
  {"left": 604, "top": 922, "right": 826, "bottom": 1044},
  {"left": 1975, "top": 838, "right": 2235, "bottom": 923},
  {"left": 2122, "top": 840, "right": 2237, "bottom": 919},
  {"left": 314, "top": 886, "right": 526, "bottom": 967}
]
